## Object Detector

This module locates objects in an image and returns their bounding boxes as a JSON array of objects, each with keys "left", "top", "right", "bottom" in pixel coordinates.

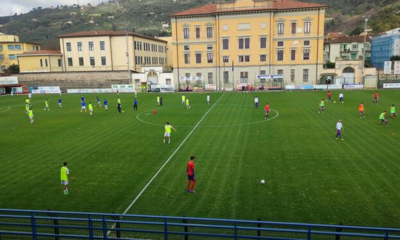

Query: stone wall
[{"left": 16, "top": 71, "right": 130, "bottom": 92}]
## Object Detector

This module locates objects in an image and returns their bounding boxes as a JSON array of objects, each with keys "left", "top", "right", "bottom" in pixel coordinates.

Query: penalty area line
[{"left": 107, "top": 93, "right": 225, "bottom": 235}]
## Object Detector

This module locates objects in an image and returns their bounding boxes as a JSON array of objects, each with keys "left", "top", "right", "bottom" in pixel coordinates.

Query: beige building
[
  {"left": 58, "top": 31, "right": 168, "bottom": 72},
  {"left": 171, "top": 0, "right": 327, "bottom": 90},
  {"left": 18, "top": 50, "right": 63, "bottom": 73}
]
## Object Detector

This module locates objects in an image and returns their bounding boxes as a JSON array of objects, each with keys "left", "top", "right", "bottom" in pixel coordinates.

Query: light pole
[
  {"left": 362, "top": 16, "right": 369, "bottom": 84},
  {"left": 125, "top": 29, "right": 132, "bottom": 85}
]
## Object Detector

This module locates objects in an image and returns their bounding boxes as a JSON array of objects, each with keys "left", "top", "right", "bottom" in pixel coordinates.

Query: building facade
[
  {"left": 371, "top": 28, "right": 400, "bottom": 69},
  {"left": 58, "top": 31, "right": 168, "bottom": 73},
  {"left": 18, "top": 50, "right": 63, "bottom": 73},
  {"left": 324, "top": 35, "right": 371, "bottom": 63},
  {"left": 0, "top": 33, "right": 41, "bottom": 72},
  {"left": 171, "top": 0, "right": 326, "bottom": 90}
]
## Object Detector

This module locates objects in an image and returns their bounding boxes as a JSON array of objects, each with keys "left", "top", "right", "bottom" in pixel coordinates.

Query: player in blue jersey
[
  {"left": 81, "top": 96, "right": 85, "bottom": 103},
  {"left": 133, "top": 99, "right": 138, "bottom": 110},
  {"left": 58, "top": 98, "right": 62, "bottom": 108},
  {"left": 96, "top": 96, "right": 101, "bottom": 107},
  {"left": 81, "top": 101, "right": 86, "bottom": 113},
  {"left": 104, "top": 99, "right": 108, "bottom": 111}
]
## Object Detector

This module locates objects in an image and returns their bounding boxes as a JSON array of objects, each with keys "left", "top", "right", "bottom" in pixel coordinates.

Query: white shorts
[
  {"left": 61, "top": 180, "right": 68, "bottom": 185},
  {"left": 182, "top": 100, "right": 185, "bottom": 104},
  {"left": 29, "top": 116, "right": 34, "bottom": 119},
  {"left": 164, "top": 132, "right": 170, "bottom": 137},
  {"left": 82, "top": 106, "right": 86, "bottom": 109},
  {"left": 90, "top": 109, "right": 93, "bottom": 112},
  {"left": 105, "top": 105, "right": 108, "bottom": 109}
]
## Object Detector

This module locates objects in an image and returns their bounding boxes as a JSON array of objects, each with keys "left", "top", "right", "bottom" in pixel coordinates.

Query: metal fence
[{"left": 1, "top": 209, "right": 400, "bottom": 240}]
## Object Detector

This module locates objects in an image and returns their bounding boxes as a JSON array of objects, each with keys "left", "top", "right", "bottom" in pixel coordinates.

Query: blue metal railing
[{"left": 0, "top": 209, "right": 400, "bottom": 240}]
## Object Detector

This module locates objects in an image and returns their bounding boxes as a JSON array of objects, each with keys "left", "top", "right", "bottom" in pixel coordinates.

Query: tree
[
  {"left": 390, "top": 56, "right": 400, "bottom": 61},
  {"left": 5, "top": 64, "right": 20, "bottom": 74}
]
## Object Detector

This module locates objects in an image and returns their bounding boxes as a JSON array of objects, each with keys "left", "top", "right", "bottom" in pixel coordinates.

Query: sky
[{"left": 0, "top": 0, "right": 105, "bottom": 17}]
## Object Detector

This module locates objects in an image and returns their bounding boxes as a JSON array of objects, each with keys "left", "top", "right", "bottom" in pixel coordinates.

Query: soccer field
[{"left": 1, "top": 90, "right": 400, "bottom": 228}]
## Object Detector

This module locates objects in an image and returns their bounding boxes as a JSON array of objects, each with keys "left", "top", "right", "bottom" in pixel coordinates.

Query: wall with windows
[
  {"left": 18, "top": 55, "right": 63, "bottom": 73},
  {"left": 0, "top": 42, "right": 40, "bottom": 72}
]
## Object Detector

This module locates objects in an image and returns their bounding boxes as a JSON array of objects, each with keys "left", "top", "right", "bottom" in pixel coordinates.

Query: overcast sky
[{"left": 0, "top": 0, "right": 104, "bottom": 17}]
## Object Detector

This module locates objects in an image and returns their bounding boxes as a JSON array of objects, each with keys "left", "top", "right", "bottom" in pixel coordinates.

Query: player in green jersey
[
  {"left": 164, "top": 122, "right": 177, "bottom": 143},
  {"left": 61, "top": 162, "right": 69, "bottom": 195},
  {"left": 44, "top": 99, "right": 50, "bottom": 111},
  {"left": 380, "top": 111, "right": 388, "bottom": 126},
  {"left": 88, "top": 102, "right": 94, "bottom": 116},
  {"left": 319, "top": 99, "right": 325, "bottom": 113},
  {"left": 390, "top": 104, "right": 396, "bottom": 118},
  {"left": 28, "top": 107, "right": 34, "bottom": 124}
]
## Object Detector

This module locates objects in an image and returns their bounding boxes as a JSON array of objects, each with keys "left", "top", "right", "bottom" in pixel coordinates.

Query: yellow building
[
  {"left": 0, "top": 33, "right": 41, "bottom": 72},
  {"left": 171, "top": 0, "right": 326, "bottom": 89},
  {"left": 58, "top": 31, "right": 168, "bottom": 72},
  {"left": 18, "top": 50, "right": 63, "bottom": 73}
]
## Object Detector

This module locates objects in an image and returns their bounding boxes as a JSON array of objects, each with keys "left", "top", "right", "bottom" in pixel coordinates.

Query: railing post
[
  {"left": 307, "top": 226, "right": 311, "bottom": 240},
  {"left": 47, "top": 210, "right": 60, "bottom": 240},
  {"left": 182, "top": 215, "right": 189, "bottom": 240},
  {"left": 31, "top": 212, "right": 38, "bottom": 240},
  {"left": 103, "top": 215, "right": 108, "bottom": 240},
  {"left": 385, "top": 230, "right": 389, "bottom": 240},
  {"left": 335, "top": 223, "right": 343, "bottom": 240},
  {"left": 234, "top": 222, "right": 238, "bottom": 240},
  {"left": 88, "top": 214, "right": 94, "bottom": 240},
  {"left": 257, "top": 219, "right": 262, "bottom": 240},
  {"left": 164, "top": 218, "right": 168, "bottom": 240}
]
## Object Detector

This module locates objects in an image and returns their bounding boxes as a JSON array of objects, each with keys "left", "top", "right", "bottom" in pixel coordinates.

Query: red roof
[
  {"left": 20, "top": 50, "right": 62, "bottom": 55},
  {"left": 172, "top": 0, "right": 326, "bottom": 17},
  {"left": 57, "top": 31, "right": 167, "bottom": 43},
  {"left": 325, "top": 35, "right": 371, "bottom": 44}
]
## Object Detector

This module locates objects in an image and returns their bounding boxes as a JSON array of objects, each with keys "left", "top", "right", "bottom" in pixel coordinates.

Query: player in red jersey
[
  {"left": 265, "top": 103, "right": 270, "bottom": 120},
  {"left": 186, "top": 156, "right": 196, "bottom": 193},
  {"left": 327, "top": 91, "right": 332, "bottom": 102},
  {"left": 373, "top": 92, "right": 379, "bottom": 105}
]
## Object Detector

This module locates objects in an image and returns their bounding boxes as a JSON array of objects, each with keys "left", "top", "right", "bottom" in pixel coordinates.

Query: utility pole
[
  {"left": 362, "top": 15, "right": 369, "bottom": 84},
  {"left": 125, "top": 30, "right": 132, "bottom": 85}
]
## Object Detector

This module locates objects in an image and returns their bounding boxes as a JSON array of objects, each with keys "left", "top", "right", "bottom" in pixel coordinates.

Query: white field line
[{"left": 107, "top": 93, "right": 225, "bottom": 235}]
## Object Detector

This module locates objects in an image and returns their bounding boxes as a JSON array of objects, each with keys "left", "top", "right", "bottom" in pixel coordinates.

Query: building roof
[
  {"left": 325, "top": 35, "right": 371, "bottom": 44},
  {"left": 0, "top": 41, "right": 40, "bottom": 45},
  {"left": 171, "top": 0, "right": 326, "bottom": 17},
  {"left": 18, "top": 50, "right": 62, "bottom": 56},
  {"left": 57, "top": 31, "right": 167, "bottom": 43}
]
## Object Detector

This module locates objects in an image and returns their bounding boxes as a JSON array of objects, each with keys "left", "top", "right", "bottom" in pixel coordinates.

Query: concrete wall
[{"left": 16, "top": 71, "right": 129, "bottom": 92}]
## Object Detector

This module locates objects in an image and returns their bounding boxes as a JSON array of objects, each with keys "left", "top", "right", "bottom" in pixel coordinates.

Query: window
[
  {"left": 278, "top": 23, "right": 285, "bottom": 35},
  {"left": 207, "top": 53, "right": 213, "bottom": 63},
  {"left": 184, "top": 54, "right": 190, "bottom": 64},
  {"left": 207, "top": 27, "right": 213, "bottom": 38},
  {"left": 89, "top": 42, "right": 94, "bottom": 51},
  {"left": 0, "top": 54, "right": 3, "bottom": 60},
  {"left": 66, "top": 43, "right": 71, "bottom": 51},
  {"left": 79, "top": 57, "right": 84, "bottom": 66},
  {"left": 8, "top": 45, "right": 15, "bottom": 50},
  {"left": 166, "top": 79, "right": 171, "bottom": 85},
  {"left": 278, "top": 70, "right": 283, "bottom": 76},
  {"left": 290, "top": 69, "right": 295, "bottom": 82},
  {"left": 101, "top": 57, "right": 106, "bottom": 66},
  {"left": 134, "top": 41, "right": 137, "bottom": 50},
  {"left": 240, "top": 72, "right": 248, "bottom": 83},
  {"left": 196, "top": 73, "right": 202, "bottom": 80},
  {"left": 223, "top": 39, "right": 229, "bottom": 50},
  {"left": 223, "top": 71, "right": 229, "bottom": 83},
  {"left": 100, "top": 41, "right": 105, "bottom": 51},
  {"left": 184, "top": 45, "right": 190, "bottom": 51},
  {"left": 40, "top": 59, "right": 43, "bottom": 67},
  {"left": 291, "top": 22, "right": 297, "bottom": 34},
  {"left": 68, "top": 58, "right": 73, "bottom": 66},
  {"left": 260, "top": 55, "right": 267, "bottom": 62},
  {"left": 352, "top": 44, "right": 358, "bottom": 51},
  {"left": 260, "top": 36, "right": 267, "bottom": 49},
  {"left": 223, "top": 56, "right": 229, "bottom": 63},
  {"left": 90, "top": 57, "right": 95, "bottom": 66},
  {"left": 238, "top": 37, "right": 250, "bottom": 49},
  {"left": 291, "top": 49, "right": 296, "bottom": 61},
  {"left": 208, "top": 72, "right": 213, "bottom": 84},
  {"left": 58, "top": 59, "right": 62, "bottom": 67},
  {"left": 45, "top": 59, "right": 48, "bottom": 67},
  {"left": 303, "top": 69, "right": 309, "bottom": 82},
  {"left": 238, "top": 55, "right": 250, "bottom": 62},
  {"left": 207, "top": 44, "right": 213, "bottom": 50},
  {"left": 0, "top": 45, "right": 3, "bottom": 51},
  {"left": 14, "top": 45, "right": 21, "bottom": 50},
  {"left": 77, "top": 42, "right": 82, "bottom": 51},
  {"left": 303, "top": 49, "right": 310, "bottom": 60},
  {"left": 196, "top": 53, "right": 202, "bottom": 64},
  {"left": 195, "top": 27, "right": 200, "bottom": 39},
  {"left": 9, "top": 54, "right": 16, "bottom": 60},
  {"left": 278, "top": 41, "right": 284, "bottom": 47},
  {"left": 304, "top": 40, "right": 310, "bottom": 46},
  {"left": 183, "top": 28, "right": 190, "bottom": 39},
  {"left": 260, "top": 70, "right": 266, "bottom": 75},
  {"left": 277, "top": 50, "right": 284, "bottom": 61},
  {"left": 304, "top": 22, "right": 311, "bottom": 34}
]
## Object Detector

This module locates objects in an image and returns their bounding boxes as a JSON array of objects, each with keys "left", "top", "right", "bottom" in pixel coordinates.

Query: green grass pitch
[{"left": 1, "top": 90, "right": 400, "bottom": 228}]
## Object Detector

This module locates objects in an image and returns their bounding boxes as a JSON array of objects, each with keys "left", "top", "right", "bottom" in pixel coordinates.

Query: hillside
[{"left": 1, "top": 0, "right": 399, "bottom": 48}]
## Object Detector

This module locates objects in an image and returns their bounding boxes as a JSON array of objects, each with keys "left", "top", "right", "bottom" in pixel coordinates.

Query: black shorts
[{"left": 187, "top": 175, "right": 196, "bottom": 181}]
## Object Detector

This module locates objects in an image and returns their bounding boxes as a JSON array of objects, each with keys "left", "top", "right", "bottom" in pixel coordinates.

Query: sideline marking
[
  {"left": 108, "top": 93, "right": 225, "bottom": 235},
  {"left": 136, "top": 105, "right": 279, "bottom": 128}
]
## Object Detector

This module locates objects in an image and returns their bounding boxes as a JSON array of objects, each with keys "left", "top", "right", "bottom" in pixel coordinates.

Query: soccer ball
[
  {"left": 334, "top": 101, "right": 336, "bottom": 103},
  {"left": 260, "top": 179, "right": 265, "bottom": 184},
  {"left": 122, "top": 111, "right": 125, "bottom": 113}
]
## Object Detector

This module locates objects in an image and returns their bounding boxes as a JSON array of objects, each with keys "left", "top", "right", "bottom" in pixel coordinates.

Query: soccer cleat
[
  {"left": 191, "top": 190, "right": 196, "bottom": 194},
  {"left": 341, "top": 139, "right": 344, "bottom": 141},
  {"left": 335, "top": 138, "right": 338, "bottom": 140}
]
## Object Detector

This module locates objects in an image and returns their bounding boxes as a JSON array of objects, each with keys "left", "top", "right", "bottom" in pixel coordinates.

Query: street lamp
[
  {"left": 362, "top": 16, "right": 370, "bottom": 84},
  {"left": 125, "top": 29, "right": 132, "bottom": 85}
]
